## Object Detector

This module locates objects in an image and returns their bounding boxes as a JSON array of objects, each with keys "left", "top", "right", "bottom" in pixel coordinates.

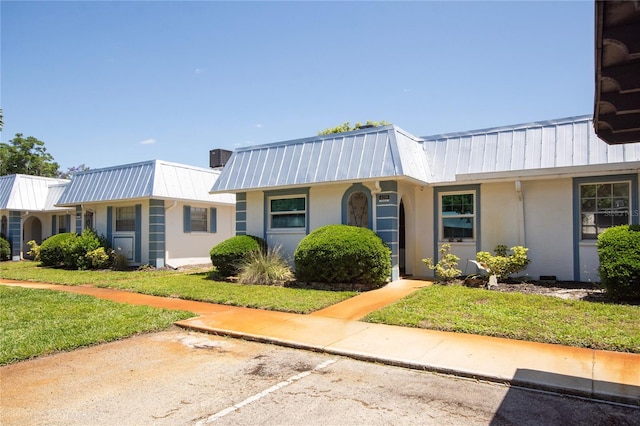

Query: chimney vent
[{"left": 210, "top": 149, "right": 232, "bottom": 169}]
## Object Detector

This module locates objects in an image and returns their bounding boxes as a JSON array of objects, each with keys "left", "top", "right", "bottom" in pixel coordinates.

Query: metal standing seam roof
[
  {"left": 211, "top": 115, "right": 640, "bottom": 193},
  {"left": 56, "top": 160, "right": 234, "bottom": 206},
  {"left": 421, "top": 115, "right": 640, "bottom": 183},
  {"left": 210, "top": 125, "right": 432, "bottom": 193},
  {"left": 0, "top": 174, "right": 70, "bottom": 211}
]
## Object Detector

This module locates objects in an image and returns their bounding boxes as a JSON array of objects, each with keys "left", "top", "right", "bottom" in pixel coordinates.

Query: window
[
  {"left": 58, "top": 215, "right": 68, "bottom": 234},
  {"left": 115, "top": 207, "right": 135, "bottom": 232},
  {"left": 580, "top": 181, "right": 630, "bottom": 239},
  {"left": 441, "top": 193, "right": 475, "bottom": 240},
  {"left": 190, "top": 207, "right": 208, "bottom": 232},
  {"left": 270, "top": 197, "right": 306, "bottom": 229}
]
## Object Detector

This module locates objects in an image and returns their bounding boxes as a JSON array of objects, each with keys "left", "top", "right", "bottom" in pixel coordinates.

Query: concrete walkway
[{"left": 1, "top": 278, "right": 638, "bottom": 406}]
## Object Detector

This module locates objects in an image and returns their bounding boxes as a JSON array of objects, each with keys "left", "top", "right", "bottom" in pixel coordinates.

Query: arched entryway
[
  {"left": 23, "top": 216, "right": 42, "bottom": 259},
  {"left": 342, "top": 183, "right": 373, "bottom": 229}
]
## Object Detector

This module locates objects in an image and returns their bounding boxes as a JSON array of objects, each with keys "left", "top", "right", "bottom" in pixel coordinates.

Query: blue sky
[{"left": 2, "top": 1, "right": 595, "bottom": 171}]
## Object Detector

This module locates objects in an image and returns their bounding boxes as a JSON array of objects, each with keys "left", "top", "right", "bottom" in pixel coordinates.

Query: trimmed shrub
[
  {"left": 86, "top": 247, "right": 112, "bottom": 270},
  {"left": 39, "top": 233, "right": 76, "bottom": 267},
  {"left": 294, "top": 224, "right": 391, "bottom": 288},
  {"left": 61, "top": 229, "right": 103, "bottom": 270},
  {"left": 0, "top": 236, "right": 10, "bottom": 261},
  {"left": 210, "top": 235, "right": 267, "bottom": 277},
  {"left": 598, "top": 225, "right": 640, "bottom": 300}
]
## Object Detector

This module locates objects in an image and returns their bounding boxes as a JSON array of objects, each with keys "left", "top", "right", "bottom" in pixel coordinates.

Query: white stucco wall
[{"left": 165, "top": 202, "right": 235, "bottom": 267}]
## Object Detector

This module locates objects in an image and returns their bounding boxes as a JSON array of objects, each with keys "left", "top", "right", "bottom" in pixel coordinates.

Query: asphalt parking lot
[{"left": 1, "top": 328, "right": 638, "bottom": 425}]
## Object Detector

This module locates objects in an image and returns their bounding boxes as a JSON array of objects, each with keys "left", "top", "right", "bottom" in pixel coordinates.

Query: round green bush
[
  {"left": 210, "top": 235, "right": 267, "bottom": 277},
  {"left": 598, "top": 225, "right": 640, "bottom": 300},
  {"left": 294, "top": 224, "right": 391, "bottom": 288},
  {"left": 39, "top": 233, "right": 77, "bottom": 267},
  {"left": 0, "top": 236, "right": 10, "bottom": 261}
]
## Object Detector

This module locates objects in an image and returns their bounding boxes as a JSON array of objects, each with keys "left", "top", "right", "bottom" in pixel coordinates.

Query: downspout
[
  {"left": 164, "top": 201, "right": 178, "bottom": 269},
  {"left": 515, "top": 180, "right": 526, "bottom": 246}
]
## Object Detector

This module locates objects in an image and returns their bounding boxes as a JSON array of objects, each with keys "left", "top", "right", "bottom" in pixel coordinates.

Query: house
[
  {"left": 2, "top": 159, "right": 235, "bottom": 268},
  {"left": 54, "top": 159, "right": 235, "bottom": 268},
  {"left": 210, "top": 115, "right": 640, "bottom": 283},
  {"left": 1, "top": 174, "right": 72, "bottom": 260}
]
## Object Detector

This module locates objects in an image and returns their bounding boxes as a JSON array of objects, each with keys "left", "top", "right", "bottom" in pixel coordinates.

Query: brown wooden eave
[{"left": 594, "top": 0, "right": 640, "bottom": 144}]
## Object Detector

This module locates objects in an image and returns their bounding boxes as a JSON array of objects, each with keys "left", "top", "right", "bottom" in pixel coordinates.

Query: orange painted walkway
[{"left": 1, "top": 278, "right": 638, "bottom": 406}]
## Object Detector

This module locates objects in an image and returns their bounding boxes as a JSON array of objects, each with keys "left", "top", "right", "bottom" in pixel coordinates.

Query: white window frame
[
  {"left": 579, "top": 180, "right": 631, "bottom": 240},
  {"left": 268, "top": 195, "right": 307, "bottom": 231},
  {"left": 115, "top": 206, "right": 136, "bottom": 232},
  {"left": 190, "top": 206, "right": 208, "bottom": 233},
  {"left": 439, "top": 191, "right": 476, "bottom": 242}
]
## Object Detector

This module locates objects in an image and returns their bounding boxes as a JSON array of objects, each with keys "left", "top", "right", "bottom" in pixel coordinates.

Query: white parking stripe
[{"left": 196, "top": 358, "right": 338, "bottom": 425}]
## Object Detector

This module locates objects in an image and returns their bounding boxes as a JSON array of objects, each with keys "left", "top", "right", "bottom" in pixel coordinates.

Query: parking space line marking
[{"left": 196, "top": 358, "right": 337, "bottom": 424}]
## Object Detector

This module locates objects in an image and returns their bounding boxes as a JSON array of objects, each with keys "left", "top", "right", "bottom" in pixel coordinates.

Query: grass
[
  {"left": 364, "top": 284, "right": 640, "bottom": 353},
  {"left": 0, "top": 261, "right": 357, "bottom": 314},
  {"left": 0, "top": 285, "right": 194, "bottom": 365}
]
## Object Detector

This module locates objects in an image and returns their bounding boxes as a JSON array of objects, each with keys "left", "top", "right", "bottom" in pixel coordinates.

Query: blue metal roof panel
[
  {"left": 211, "top": 125, "right": 430, "bottom": 193},
  {"left": 422, "top": 115, "right": 640, "bottom": 183},
  {"left": 58, "top": 160, "right": 234, "bottom": 206}
]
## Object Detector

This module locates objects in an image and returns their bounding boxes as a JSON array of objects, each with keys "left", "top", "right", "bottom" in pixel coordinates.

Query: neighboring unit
[
  {"left": 2, "top": 160, "right": 235, "bottom": 268},
  {"left": 210, "top": 115, "right": 640, "bottom": 283},
  {"left": 0, "top": 174, "right": 72, "bottom": 260}
]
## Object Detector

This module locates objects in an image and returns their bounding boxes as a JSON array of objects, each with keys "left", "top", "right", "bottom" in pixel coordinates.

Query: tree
[
  {"left": 58, "top": 164, "right": 90, "bottom": 179},
  {"left": 318, "top": 120, "right": 391, "bottom": 135},
  {"left": 0, "top": 133, "right": 60, "bottom": 177}
]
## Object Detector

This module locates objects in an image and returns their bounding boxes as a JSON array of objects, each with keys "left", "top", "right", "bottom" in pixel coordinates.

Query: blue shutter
[
  {"left": 52, "top": 215, "right": 57, "bottom": 235},
  {"left": 209, "top": 207, "right": 217, "bottom": 233},
  {"left": 135, "top": 204, "right": 142, "bottom": 263},
  {"left": 183, "top": 206, "right": 191, "bottom": 233},
  {"left": 106, "top": 207, "right": 113, "bottom": 242},
  {"left": 66, "top": 215, "right": 71, "bottom": 233}
]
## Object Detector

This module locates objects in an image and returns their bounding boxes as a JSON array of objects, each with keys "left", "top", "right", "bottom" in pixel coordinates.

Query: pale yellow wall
[
  {"left": 520, "top": 179, "right": 574, "bottom": 281},
  {"left": 412, "top": 185, "right": 434, "bottom": 278},
  {"left": 245, "top": 191, "right": 264, "bottom": 238}
]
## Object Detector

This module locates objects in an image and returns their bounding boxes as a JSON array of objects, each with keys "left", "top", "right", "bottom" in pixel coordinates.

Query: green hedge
[
  {"left": 294, "top": 224, "right": 391, "bottom": 289},
  {"left": 39, "top": 233, "right": 76, "bottom": 267},
  {"left": 598, "top": 225, "right": 640, "bottom": 300},
  {"left": 39, "top": 230, "right": 110, "bottom": 270},
  {"left": 210, "top": 235, "right": 267, "bottom": 277}
]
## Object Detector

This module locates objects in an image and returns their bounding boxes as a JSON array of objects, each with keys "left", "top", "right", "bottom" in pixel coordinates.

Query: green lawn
[
  {"left": 364, "top": 284, "right": 640, "bottom": 353},
  {"left": 0, "top": 285, "right": 194, "bottom": 365},
  {"left": 0, "top": 261, "right": 357, "bottom": 314}
]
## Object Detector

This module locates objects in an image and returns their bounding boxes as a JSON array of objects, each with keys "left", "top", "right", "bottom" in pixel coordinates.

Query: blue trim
[
  {"left": 572, "top": 174, "right": 638, "bottom": 281},
  {"left": 210, "top": 207, "right": 217, "bottom": 233},
  {"left": 75, "top": 206, "right": 82, "bottom": 233},
  {"left": 135, "top": 204, "right": 142, "bottom": 264},
  {"left": 341, "top": 183, "right": 373, "bottom": 228},
  {"left": 106, "top": 207, "right": 113, "bottom": 243},
  {"left": 263, "top": 188, "right": 310, "bottom": 240},
  {"left": 380, "top": 180, "right": 397, "bottom": 192},
  {"left": 148, "top": 199, "right": 165, "bottom": 268},
  {"left": 433, "top": 185, "right": 482, "bottom": 267},
  {"left": 65, "top": 215, "right": 71, "bottom": 233},
  {"left": 236, "top": 192, "right": 247, "bottom": 236},
  {"left": 51, "top": 215, "right": 57, "bottom": 236},
  {"left": 183, "top": 205, "right": 191, "bottom": 233},
  {"left": 8, "top": 211, "right": 21, "bottom": 259}
]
